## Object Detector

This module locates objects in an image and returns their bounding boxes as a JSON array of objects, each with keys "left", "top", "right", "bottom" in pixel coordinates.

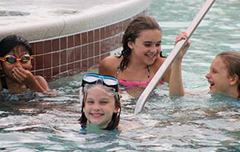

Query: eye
[
  {"left": 212, "top": 69, "right": 218, "bottom": 74},
  {"left": 21, "top": 55, "right": 30, "bottom": 63},
  {"left": 155, "top": 42, "right": 161, "bottom": 47},
  {"left": 5, "top": 55, "right": 16, "bottom": 63},
  {"left": 86, "top": 100, "right": 94, "bottom": 105},
  {"left": 99, "top": 100, "right": 109, "bottom": 105},
  {"left": 144, "top": 42, "right": 152, "bottom": 47}
]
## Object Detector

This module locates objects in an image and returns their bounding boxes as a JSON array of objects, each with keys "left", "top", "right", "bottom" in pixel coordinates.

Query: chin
[{"left": 146, "top": 60, "right": 155, "bottom": 66}]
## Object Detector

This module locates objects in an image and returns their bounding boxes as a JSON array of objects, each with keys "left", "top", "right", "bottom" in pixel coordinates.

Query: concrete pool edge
[{"left": 0, "top": 0, "right": 151, "bottom": 81}]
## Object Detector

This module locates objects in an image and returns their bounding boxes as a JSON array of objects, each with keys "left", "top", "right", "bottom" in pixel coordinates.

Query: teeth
[
  {"left": 91, "top": 113, "right": 103, "bottom": 117},
  {"left": 146, "top": 53, "right": 155, "bottom": 58}
]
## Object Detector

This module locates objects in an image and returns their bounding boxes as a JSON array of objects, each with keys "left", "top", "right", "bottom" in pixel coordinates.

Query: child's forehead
[
  {"left": 86, "top": 85, "right": 115, "bottom": 96},
  {"left": 88, "top": 85, "right": 109, "bottom": 93}
]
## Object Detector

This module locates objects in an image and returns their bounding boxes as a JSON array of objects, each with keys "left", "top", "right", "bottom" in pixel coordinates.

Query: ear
[
  {"left": 114, "top": 106, "right": 119, "bottom": 113},
  {"left": 127, "top": 41, "right": 134, "bottom": 50},
  {"left": 229, "top": 74, "right": 239, "bottom": 86},
  {"left": 83, "top": 107, "right": 85, "bottom": 113}
]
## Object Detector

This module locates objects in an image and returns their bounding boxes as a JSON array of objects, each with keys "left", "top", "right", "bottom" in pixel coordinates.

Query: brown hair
[
  {"left": 119, "top": 15, "right": 163, "bottom": 71},
  {"left": 217, "top": 51, "right": 240, "bottom": 98}
]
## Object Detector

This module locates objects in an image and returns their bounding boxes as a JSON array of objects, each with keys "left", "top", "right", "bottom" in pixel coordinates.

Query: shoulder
[
  {"left": 35, "top": 75, "right": 52, "bottom": 92},
  {"left": 99, "top": 56, "right": 121, "bottom": 76},
  {"left": 35, "top": 75, "right": 47, "bottom": 83},
  {"left": 154, "top": 57, "right": 166, "bottom": 68},
  {"left": 150, "top": 57, "right": 171, "bottom": 82}
]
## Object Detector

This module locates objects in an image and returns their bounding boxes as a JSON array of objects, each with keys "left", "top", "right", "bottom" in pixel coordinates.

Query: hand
[
  {"left": 175, "top": 32, "right": 191, "bottom": 60},
  {"left": 12, "top": 67, "right": 36, "bottom": 86}
]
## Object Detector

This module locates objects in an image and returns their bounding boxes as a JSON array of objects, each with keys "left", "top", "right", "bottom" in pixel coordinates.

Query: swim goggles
[
  {"left": 0, "top": 54, "right": 32, "bottom": 64},
  {"left": 82, "top": 73, "right": 119, "bottom": 92}
]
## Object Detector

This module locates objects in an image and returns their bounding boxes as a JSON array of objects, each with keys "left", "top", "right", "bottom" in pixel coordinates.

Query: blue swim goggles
[{"left": 82, "top": 73, "right": 119, "bottom": 92}]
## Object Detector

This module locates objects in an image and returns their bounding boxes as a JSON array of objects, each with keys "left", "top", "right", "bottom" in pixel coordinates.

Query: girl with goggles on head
[
  {"left": 79, "top": 73, "right": 121, "bottom": 130},
  {"left": 0, "top": 35, "right": 51, "bottom": 93}
]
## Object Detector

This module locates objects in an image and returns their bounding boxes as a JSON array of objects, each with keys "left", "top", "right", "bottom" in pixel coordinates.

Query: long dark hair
[
  {"left": 217, "top": 51, "right": 240, "bottom": 98},
  {"left": 79, "top": 84, "right": 121, "bottom": 130},
  {"left": 119, "top": 15, "right": 162, "bottom": 71}
]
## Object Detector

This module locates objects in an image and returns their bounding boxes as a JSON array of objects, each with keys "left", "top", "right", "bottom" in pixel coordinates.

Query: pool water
[
  {"left": 1, "top": 0, "right": 240, "bottom": 151},
  {"left": 0, "top": 0, "right": 129, "bottom": 26}
]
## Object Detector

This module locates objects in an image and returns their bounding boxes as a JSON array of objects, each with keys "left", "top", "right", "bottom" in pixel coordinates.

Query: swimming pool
[
  {"left": 0, "top": 0, "right": 150, "bottom": 81},
  {"left": 1, "top": 0, "right": 240, "bottom": 151}
]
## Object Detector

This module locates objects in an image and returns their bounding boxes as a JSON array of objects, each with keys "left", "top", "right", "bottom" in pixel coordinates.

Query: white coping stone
[{"left": 0, "top": 0, "right": 151, "bottom": 41}]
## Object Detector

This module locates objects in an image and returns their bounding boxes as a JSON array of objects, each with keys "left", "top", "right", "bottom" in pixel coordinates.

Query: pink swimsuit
[
  {"left": 118, "top": 79, "right": 164, "bottom": 88},
  {"left": 116, "top": 66, "right": 164, "bottom": 88}
]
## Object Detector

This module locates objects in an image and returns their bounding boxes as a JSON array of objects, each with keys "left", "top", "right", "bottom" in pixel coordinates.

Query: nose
[
  {"left": 205, "top": 72, "right": 211, "bottom": 79},
  {"left": 92, "top": 103, "right": 100, "bottom": 111},
  {"left": 151, "top": 44, "right": 160, "bottom": 53},
  {"left": 15, "top": 60, "right": 22, "bottom": 67}
]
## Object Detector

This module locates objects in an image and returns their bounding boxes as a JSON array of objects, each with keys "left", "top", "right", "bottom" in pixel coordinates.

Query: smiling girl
[
  {"left": 170, "top": 51, "right": 240, "bottom": 100},
  {"left": 79, "top": 73, "right": 121, "bottom": 130},
  {"left": 206, "top": 51, "right": 240, "bottom": 99},
  {"left": 99, "top": 15, "right": 190, "bottom": 97}
]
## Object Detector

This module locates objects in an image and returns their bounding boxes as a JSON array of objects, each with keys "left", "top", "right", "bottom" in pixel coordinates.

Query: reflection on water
[{"left": 1, "top": 0, "right": 240, "bottom": 151}]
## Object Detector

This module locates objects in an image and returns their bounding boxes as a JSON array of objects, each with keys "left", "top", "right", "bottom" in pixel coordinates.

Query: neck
[{"left": 221, "top": 87, "right": 239, "bottom": 99}]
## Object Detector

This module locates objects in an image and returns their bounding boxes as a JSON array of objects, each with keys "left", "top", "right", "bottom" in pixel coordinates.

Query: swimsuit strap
[
  {"left": 115, "top": 67, "right": 121, "bottom": 77},
  {"left": 147, "top": 65, "right": 150, "bottom": 78}
]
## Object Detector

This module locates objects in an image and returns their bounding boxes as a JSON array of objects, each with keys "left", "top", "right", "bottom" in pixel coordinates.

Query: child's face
[
  {"left": 128, "top": 29, "right": 162, "bottom": 66},
  {"left": 83, "top": 86, "right": 118, "bottom": 129},
  {"left": 206, "top": 56, "right": 232, "bottom": 94},
  {"left": 1, "top": 45, "right": 32, "bottom": 80}
]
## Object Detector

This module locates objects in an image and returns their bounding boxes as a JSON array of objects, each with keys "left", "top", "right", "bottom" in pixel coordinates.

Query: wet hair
[
  {"left": 79, "top": 84, "right": 121, "bottom": 130},
  {"left": 118, "top": 15, "right": 163, "bottom": 71},
  {"left": 0, "top": 35, "right": 32, "bottom": 57},
  {"left": 217, "top": 51, "right": 240, "bottom": 98}
]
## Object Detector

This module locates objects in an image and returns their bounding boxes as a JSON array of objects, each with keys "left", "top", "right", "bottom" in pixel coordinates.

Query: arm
[
  {"left": 35, "top": 76, "right": 52, "bottom": 92},
  {"left": 169, "top": 32, "right": 190, "bottom": 95}
]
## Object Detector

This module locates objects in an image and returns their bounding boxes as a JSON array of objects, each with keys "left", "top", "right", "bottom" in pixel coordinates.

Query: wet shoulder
[
  {"left": 99, "top": 56, "right": 121, "bottom": 76},
  {"left": 150, "top": 57, "right": 166, "bottom": 74}
]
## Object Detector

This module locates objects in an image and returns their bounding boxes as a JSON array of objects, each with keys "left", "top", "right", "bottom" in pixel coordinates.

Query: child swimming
[
  {"left": 170, "top": 51, "right": 240, "bottom": 100},
  {"left": 0, "top": 35, "right": 51, "bottom": 93},
  {"left": 99, "top": 15, "right": 190, "bottom": 97}
]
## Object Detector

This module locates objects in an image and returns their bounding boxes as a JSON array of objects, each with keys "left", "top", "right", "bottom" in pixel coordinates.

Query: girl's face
[
  {"left": 128, "top": 29, "right": 162, "bottom": 65},
  {"left": 1, "top": 45, "right": 32, "bottom": 81},
  {"left": 206, "top": 56, "right": 233, "bottom": 94},
  {"left": 83, "top": 86, "right": 118, "bottom": 129}
]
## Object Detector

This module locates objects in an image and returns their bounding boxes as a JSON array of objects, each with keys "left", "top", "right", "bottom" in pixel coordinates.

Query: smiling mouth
[
  {"left": 209, "top": 81, "right": 215, "bottom": 87},
  {"left": 145, "top": 53, "right": 156, "bottom": 58},
  {"left": 90, "top": 113, "right": 104, "bottom": 118}
]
